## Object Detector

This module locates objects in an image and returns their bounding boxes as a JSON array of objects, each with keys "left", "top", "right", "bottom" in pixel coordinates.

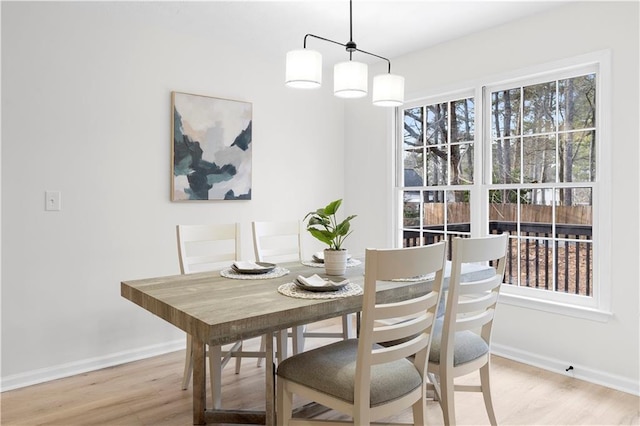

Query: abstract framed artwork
[{"left": 171, "top": 91, "right": 252, "bottom": 201}]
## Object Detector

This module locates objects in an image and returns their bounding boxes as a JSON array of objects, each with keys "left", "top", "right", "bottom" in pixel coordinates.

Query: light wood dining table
[{"left": 120, "top": 259, "right": 493, "bottom": 425}]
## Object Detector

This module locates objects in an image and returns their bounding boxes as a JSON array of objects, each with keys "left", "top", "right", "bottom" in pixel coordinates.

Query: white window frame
[
  {"left": 396, "top": 89, "right": 478, "bottom": 242},
  {"left": 394, "top": 51, "right": 612, "bottom": 322}
]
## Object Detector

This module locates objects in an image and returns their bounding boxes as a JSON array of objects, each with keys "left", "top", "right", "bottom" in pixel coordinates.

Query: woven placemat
[
  {"left": 277, "top": 282, "right": 363, "bottom": 299},
  {"left": 300, "top": 258, "right": 362, "bottom": 268},
  {"left": 220, "top": 267, "right": 289, "bottom": 280},
  {"left": 391, "top": 272, "right": 436, "bottom": 282}
]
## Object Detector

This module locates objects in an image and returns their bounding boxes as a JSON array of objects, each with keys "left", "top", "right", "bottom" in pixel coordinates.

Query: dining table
[{"left": 120, "top": 257, "right": 493, "bottom": 425}]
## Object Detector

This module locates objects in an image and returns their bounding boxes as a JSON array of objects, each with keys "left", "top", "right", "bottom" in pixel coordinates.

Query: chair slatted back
[
  {"left": 252, "top": 220, "right": 301, "bottom": 263},
  {"left": 357, "top": 242, "right": 447, "bottom": 404},
  {"left": 176, "top": 224, "right": 240, "bottom": 274},
  {"left": 444, "top": 233, "right": 508, "bottom": 350}
]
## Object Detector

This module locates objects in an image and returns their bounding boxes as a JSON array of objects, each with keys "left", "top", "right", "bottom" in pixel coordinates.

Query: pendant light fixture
[{"left": 285, "top": 0, "right": 404, "bottom": 107}]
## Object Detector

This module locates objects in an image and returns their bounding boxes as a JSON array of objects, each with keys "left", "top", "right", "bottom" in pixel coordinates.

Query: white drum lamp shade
[
  {"left": 372, "top": 73, "right": 405, "bottom": 107},
  {"left": 285, "top": 49, "right": 322, "bottom": 89},
  {"left": 285, "top": 0, "right": 404, "bottom": 106},
  {"left": 333, "top": 61, "right": 368, "bottom": 98}
]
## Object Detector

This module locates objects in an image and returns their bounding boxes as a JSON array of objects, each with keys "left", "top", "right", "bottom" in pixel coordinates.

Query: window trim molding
[
  {"left": 482, "top": 50, "right": 612, "bottom": 315},
  {"left": 498, "top": 291, "right": 613, "bottom": 323}
]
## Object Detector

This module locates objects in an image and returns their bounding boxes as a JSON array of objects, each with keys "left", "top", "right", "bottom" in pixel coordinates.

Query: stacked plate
[
  {"left": 293, "top": 274, "right": 349, "bottom": 292},
  {"left": 231, "top": 261, "right": 276, "bottom": 275}
]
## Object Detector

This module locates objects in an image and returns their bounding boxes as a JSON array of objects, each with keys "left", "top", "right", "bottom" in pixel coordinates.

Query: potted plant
[{"left": 304, "top": 199, "right": 357, "bottom": 276}]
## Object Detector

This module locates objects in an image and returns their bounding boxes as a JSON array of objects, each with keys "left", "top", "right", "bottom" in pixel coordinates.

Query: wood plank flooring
[{"left": 2, "top": 319, "right": 638, "bottom": 425}]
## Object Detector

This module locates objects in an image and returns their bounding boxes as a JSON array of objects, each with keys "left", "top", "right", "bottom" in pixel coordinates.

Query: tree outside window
[{"left": 399, "top": 71, "right": 596, "bottom": 299}]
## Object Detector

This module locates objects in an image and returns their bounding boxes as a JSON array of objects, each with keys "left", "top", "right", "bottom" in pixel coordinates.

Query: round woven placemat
[
  {"left": 391, "top": 272, "right": 436, "bottom": 282},
  {"left": 277, "top": 282, "right": 363, "bottom": 299},
  {"left": 219, "top": 267, "right": 289, "bottom": 280}
]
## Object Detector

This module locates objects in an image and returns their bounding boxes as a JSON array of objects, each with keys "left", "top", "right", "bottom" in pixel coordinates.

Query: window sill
[{"left": 498, "top": 292, "right": 613, "bottom": 323}]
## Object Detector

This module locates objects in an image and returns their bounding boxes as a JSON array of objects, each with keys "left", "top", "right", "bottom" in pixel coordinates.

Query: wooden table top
[
  {"left": 121, "top": 260, "right": 492, "bottom": 346},
  {"left": 121, "top": 262, "right": 363, "bottom": 345}
]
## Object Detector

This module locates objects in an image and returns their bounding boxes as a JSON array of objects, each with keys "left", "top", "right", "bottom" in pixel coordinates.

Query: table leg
[
  {"left": 265, "top": 333, "right": 275, "bottom": 426},
  {"left": 209, "top": 345, "right": 222, "bottom": 409},
  {"left": 193, "top": 338, "right": 206, "bottom": 425}
]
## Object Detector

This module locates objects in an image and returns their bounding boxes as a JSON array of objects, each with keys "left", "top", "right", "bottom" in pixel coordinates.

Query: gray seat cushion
[
  {"left": 429, "top": 318, "right": 489, "bottom": 366},
  {"left": 276, "top": 339, "right": 422, "bottom": 407}
]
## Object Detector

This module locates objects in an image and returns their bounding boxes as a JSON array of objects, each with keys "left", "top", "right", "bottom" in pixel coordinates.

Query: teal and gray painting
[{"left": 172, "top": 92, "right": 252, "bottom": 200}]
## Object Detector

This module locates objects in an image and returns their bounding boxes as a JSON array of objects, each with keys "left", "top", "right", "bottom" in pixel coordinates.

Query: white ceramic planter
[{"left": 324, "top": 249, "right": 348, "bottom": 276}]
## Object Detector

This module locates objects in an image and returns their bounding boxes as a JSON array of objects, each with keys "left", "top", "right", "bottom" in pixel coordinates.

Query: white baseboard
[
  {"left": 4, "top": 339, "right": 638, "bottom": 398},
  {"left": 492, "top": 342, "right": 640, "bottom": 396},
  {"left": 1, "top": 339, "right": 185, "bottom": 392}
]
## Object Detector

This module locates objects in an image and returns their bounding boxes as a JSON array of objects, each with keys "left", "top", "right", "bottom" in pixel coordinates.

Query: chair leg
[
  {"left": 181, "top": 334, "right": 193, "bottom": 390},
  {"left": 412, "top": 389, "right": 427, "bottom": 426},
  {"left": 353, "top": 405, "right": 371, "bottom": 425},
  {"left": 292, "top": 326, "right": 305, "bottom": 354},
  {"left": 439, "top": 372, "right": 456, "bottom": 426},
  {"left": 257, "top": 336, "right": 266, "bottom": 367},
  {"left": 342, "top": 313, "right": 354, "bottom": 339},
  {"left": 260, "top": 331, "right": 288, "bottom": 367},
  {"left": 276, "top": 329, "right": 288, "bottom": 362},
  {"left": 276, "top": 378, "right": 293, "bottom": 426},
  {"left": 425, "top": 375, "right": 438, "bottom": 401},
  {"left": 235, "top": 341, "right": 242, "bottom": 374},
  {"left": 209, "top": 344, "right": 223, "bottom": 409},
  {"left": 480, "top": 363, "right": 498, "bottom": 426}
]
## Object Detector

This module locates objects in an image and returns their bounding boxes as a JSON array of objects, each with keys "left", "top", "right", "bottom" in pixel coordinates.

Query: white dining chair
[
  {"left": 427, "top": 233, "right": 509, "bottom": 426},
  {"left": 276, "top": 241, "right": 447, "bottom": 425},
  {"left": 252, "top": 220, "right": 354, "bottom": 360},
  {"left": 177, "top": 223, "right": 267, "bottom": 409}
]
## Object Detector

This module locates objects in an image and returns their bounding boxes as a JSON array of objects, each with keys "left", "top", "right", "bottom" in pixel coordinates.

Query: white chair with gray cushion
[
  {"left": 427, "top": 233, "right": 508, "bottom": 426},
  {"left": 177, "top": 223, "right": 266, "bottom": 409},
  {"left": 252, "top": 220, "right": 354, "bottom": 359},
  {"left": 276, "top": 241, "right": 447, "bottom": 425}
]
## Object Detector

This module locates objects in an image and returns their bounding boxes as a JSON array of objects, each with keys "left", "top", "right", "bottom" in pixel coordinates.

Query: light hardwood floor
[{"left": 2, "top": 319, "right": 638, "bottom": 426}]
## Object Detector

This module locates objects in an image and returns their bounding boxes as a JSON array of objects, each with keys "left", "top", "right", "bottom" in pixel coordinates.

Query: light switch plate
[{"left": 45, "top": 191, "right": 61, "bottom": 211}]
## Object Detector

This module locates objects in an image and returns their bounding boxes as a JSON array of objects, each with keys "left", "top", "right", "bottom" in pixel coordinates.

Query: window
[
  {"left": 396, "top": 54, "right": 610, "bottom": 318},
  {"left": 401, "top": 94, "right": 475, "bottom": 248},
  {"left": 487, "top": 72, "right": 595, "bottom": 301}
]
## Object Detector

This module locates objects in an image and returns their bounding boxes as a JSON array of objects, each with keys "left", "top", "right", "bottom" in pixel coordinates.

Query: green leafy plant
[{"left": 304, "top": 199, "right": 357, "bottom": 251}]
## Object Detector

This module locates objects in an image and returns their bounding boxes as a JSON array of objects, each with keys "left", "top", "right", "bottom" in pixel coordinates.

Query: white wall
[
  {"left": 345, "top": 2, "right": 639, "bottom": 394},
  {"left": 1, "top": 2, "right": 343, "bottom": 389},
  {"left": 3, "top": 1, "right": 638, "bottom": 396}
]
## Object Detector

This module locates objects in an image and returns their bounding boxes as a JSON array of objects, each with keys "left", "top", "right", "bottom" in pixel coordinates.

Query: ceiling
[{"left": 121, "top": 1, "right": 570, "bottom": 67}]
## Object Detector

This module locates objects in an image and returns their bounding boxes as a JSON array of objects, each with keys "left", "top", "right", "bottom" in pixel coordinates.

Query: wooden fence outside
[{"left": 422, "top": 203, "right": 592, "bottom": 226}]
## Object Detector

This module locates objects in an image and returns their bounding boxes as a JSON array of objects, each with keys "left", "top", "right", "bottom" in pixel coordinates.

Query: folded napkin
[
  {"left": 233, "top": 261, "right": 264, "bottom": 270},
  {"left": 297, "top": 274, "right": 349, "bottom": 287}
]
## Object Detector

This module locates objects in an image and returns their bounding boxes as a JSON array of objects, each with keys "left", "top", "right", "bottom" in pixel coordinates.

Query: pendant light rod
[
  {"left": 301, "top": 33, "right": 392, "bottom": 74},
  {"left": 349, "top": 0, "right": 353, "bottom": 44},
  {"left": 346, "top": 0, "right": 357, "bottom": 59},
  {"left": 299, "top": 0, "right": 391, "bottom": 72}
]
